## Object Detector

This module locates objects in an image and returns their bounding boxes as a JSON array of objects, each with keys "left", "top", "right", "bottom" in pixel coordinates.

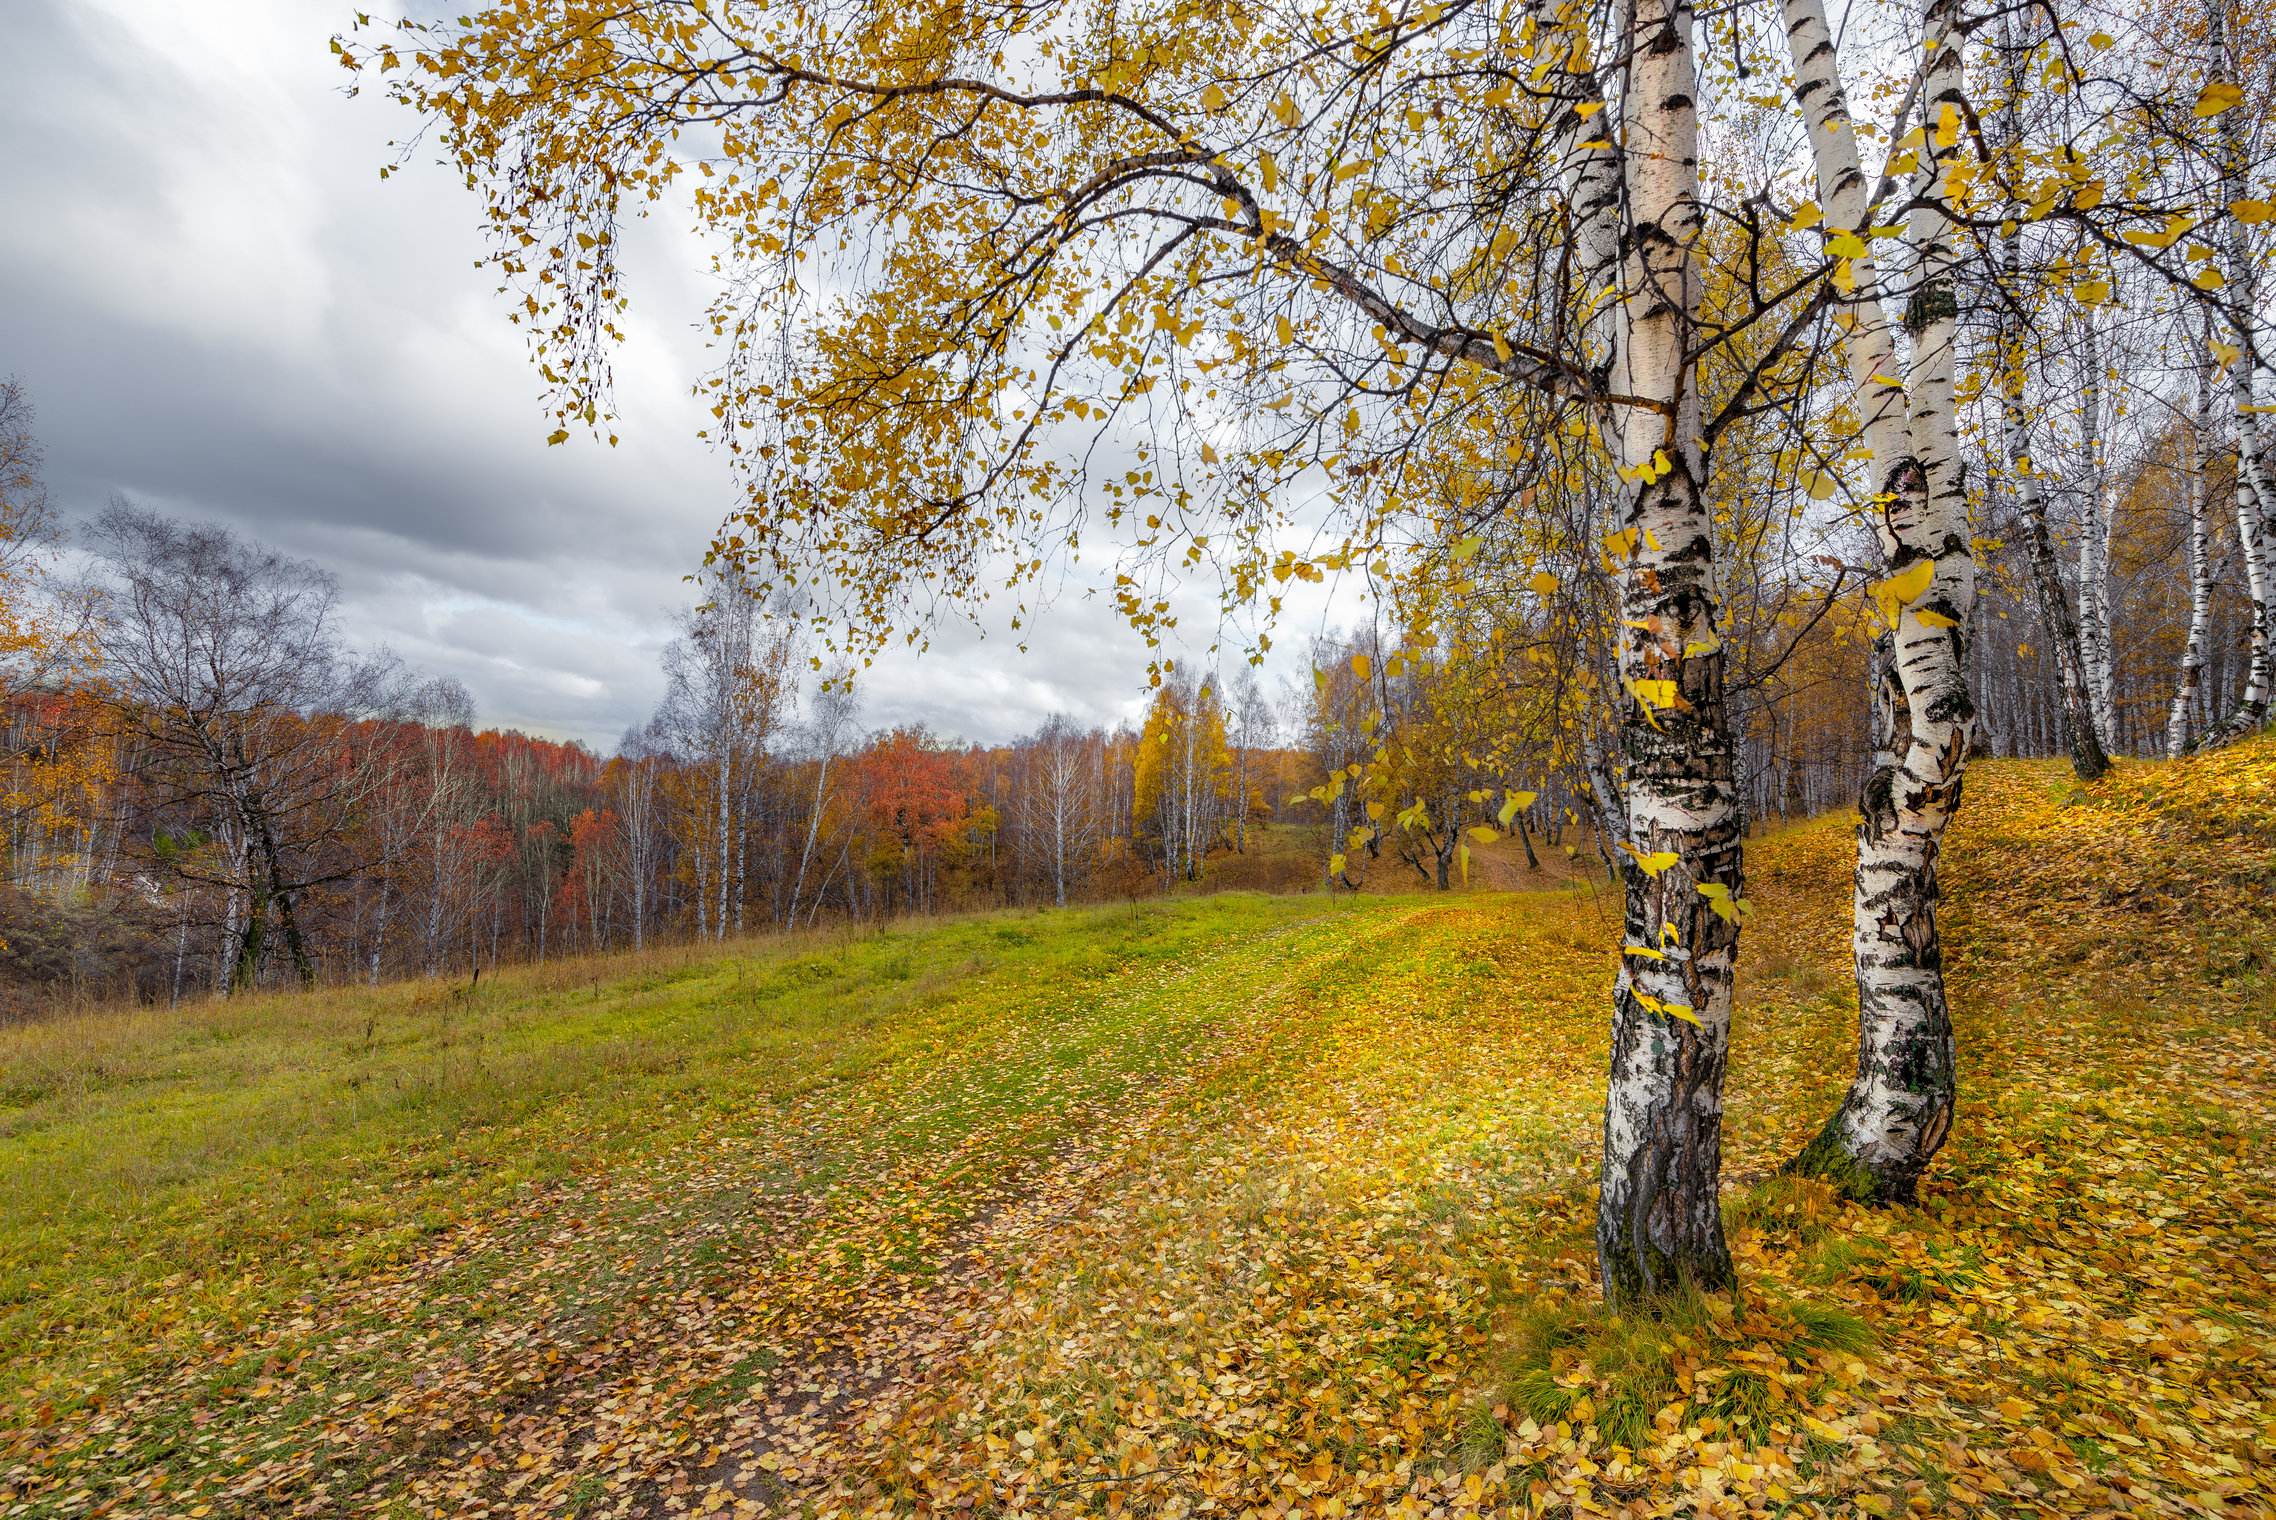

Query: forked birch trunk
[
  {"left": 2202, "top": 0, "right": 2274, "bottom": 743},
  {"left": 1989, "top": 23, "right": 2105, "bottom": 779},
  {"left": 2076, "top": 316, "right": 2118, "bottom": 748},
  {"left": 1781, "top": 0, "right": 1976, "bottom": 1203},
  {"left": 2001, "top": 313, "right": 2110, "bottom": 775},
  {"left": 1593, "top": 0, "right": 1740, "bottom": 1303},
  {"left": 2169, "top": 344, "right": 2217, "bottom": 757}
]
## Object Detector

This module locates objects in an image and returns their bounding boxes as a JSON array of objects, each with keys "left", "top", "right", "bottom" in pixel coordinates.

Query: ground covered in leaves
[{"left": 4, "top": 746, "right": 2272, "bottom": 1519}]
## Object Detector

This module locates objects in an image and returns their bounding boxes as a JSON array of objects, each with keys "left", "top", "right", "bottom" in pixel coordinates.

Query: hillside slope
[{"left": 3, "top": 747, "right": 2272, "bottom": 1519}]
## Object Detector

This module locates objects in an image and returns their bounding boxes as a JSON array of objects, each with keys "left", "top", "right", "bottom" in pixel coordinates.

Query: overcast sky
[{"left": 0, "top": 0, "right": 1348, "bottom": 752}]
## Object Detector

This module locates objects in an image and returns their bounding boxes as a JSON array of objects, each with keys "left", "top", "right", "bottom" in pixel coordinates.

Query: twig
[{"left": 1026, "top": 1465, "right": 1182, "bottom": 1497}]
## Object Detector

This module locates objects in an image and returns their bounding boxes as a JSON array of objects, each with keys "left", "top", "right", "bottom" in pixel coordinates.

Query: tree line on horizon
[{"left": 0, "top": 355, "right": 2260, "bottom": 1013}]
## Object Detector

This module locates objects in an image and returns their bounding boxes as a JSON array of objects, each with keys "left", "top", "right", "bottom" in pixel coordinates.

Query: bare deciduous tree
[{"left": 89, "top": 502, "right": 414, "bottom": 990}]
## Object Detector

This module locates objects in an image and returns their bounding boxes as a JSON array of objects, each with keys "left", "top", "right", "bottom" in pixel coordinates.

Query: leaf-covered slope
[{"left": 4, "top": 745, "right": 2272, "bottom": 1518}]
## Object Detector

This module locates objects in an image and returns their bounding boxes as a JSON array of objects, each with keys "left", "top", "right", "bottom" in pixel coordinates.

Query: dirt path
[
  {"left": 649, "top": 911, "right": 1426, "bottom": 1517},
  {"left": 62, "top": 908, "right": 1401, "bottom": 1520}
]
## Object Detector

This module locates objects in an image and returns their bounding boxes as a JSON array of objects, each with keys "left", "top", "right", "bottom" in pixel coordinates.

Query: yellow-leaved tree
[{"left": 346, "top": 0, "right": 2246, "bottom": 1290}]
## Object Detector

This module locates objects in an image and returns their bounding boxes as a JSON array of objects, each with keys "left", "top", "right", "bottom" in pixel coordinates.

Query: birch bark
[
  {"left": 1781, "top": 0, "right": 1976, "bottom": 1203},
  {"left": 1593, "top": 0, "right": 1740, "bottom": 1302},
  {"left": 2003, "top": 387, "right": 2109, "bottom": 772},
  {"left": 1998, "top": 238, "right": 2109, "bottom": 776},
  {"left": 2202, "top": 0, "right": 2274, "bottom": 743},
  {"left": 2169, "top": 345, "right": 2217, "bottom": 757},
  {"left": 2076, "top": 316, "right": 2118, "bottom": 748}
]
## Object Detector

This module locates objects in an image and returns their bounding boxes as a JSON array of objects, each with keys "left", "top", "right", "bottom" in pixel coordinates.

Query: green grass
[
  {"left": 0, "top": 893, "right": 1339, "bottom": 1419},
  {"left": 1485, "top": 1276, "right": 1876, "bottom": 1456}
]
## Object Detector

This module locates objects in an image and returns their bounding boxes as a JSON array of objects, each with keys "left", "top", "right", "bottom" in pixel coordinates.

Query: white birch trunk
[
  {"left": 716, "top": 743, "right": 732, "bottom": 941},
  {"left": 2077, "top": 317, "right": 2118, "bottom": 747},
  {"left": 1534, "top": 0, "right": 1623, "bottom": 374},
  {"left": 1781, "top": 0, "right": 1976, "bottom": 1203},
  {"left": 2169, "top": 346, "right": 2217, "bottom": 757},
  {"left": 1997, "top": 163, "right": 2108, "bottom": 777},
  {"left": 1592, "top": 0, "right": 1740, "bottom": 1303},
  {"left": 789, "top": 747, "right": 833, "bottom": 925},
  {"left": 1985, "top": 3, "right": 2101, "bottom": 777},
  {"left": 2203, "top": 0, "right": 2274, "bottom": 743}
]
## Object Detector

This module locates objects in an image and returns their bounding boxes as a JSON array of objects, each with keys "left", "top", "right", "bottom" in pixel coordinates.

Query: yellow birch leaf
[
  {"left": 2196, "top": 80, "right": 2244, "bottom": 116},
  {"left": 1630, "top": 678, "right": 1677, "bottom": 709},
  {"left": 1638, "top": 991, "right": 1702, "bottom": 1026},
  {"left": 1623, "top": 844, "right": 1680, "bottom": 876},
  {"left": 1873, "top": 559, "right": 1935, "bottom": 626}
]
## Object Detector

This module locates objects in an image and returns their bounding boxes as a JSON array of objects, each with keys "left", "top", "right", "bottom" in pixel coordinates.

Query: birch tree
[
  {"left": 1020, "top": 713, "right": 1096, "bottom": 907},
  {"left": 1228, "top": 668, "right": 1275, "bottom": 852},
  {"left": 1774, "top": 0, "right": 1980, "bottom": 1203},
  {"left": 2168, "top": 337, "right": 2220, "bottom": 754},
  {"left": 783, "top": 676, "right": 858, "bottom": 925},
  {"left": 89, "top": 503, "right": 414, "bottom": 990},
  {"left": 354, "top": 0, "right": 1935, "bottom": 1295},
  {"left": 2197, "top": 0, "right": 2275, "bottom": 743},
  {"left": 612, "top": 725, "right": 667, "bottom": 949},
  {"left": 2077, "top": 310, "right": 2121, "bottom": 747},
  {"left": 362, "top": 677, "right": 475, "bottom": 983},
  {"left": 653, "top": 583, "right": 796, "bottom": 939}
]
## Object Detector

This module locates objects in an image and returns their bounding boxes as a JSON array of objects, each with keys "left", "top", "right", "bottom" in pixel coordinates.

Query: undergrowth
[{"left": 1490, "top": 1281, "right": 1876, "bottom": 1458}]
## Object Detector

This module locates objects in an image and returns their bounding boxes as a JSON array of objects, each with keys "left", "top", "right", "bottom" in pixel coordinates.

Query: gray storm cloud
[{"left": 0, "top": 0, "right": 1343, "bottom": 749}]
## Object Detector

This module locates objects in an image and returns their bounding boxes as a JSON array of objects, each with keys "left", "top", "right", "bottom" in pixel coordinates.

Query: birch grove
[{"left": 318, "top": 0, "right": 2276, "bottom": 1297}]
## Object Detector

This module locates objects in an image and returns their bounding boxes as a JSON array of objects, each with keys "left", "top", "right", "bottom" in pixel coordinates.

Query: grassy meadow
[{"left": 2, "top": 748, "right": 2272, "bottom": 1519}]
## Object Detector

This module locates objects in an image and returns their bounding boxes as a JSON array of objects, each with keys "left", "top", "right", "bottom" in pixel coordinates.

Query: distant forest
[
  {"left": 0, "top": 497, "right": 1325, "bottom": 1008},
  {"left": 0, "top": 374, "right": 2247, "bottom": 1011}
]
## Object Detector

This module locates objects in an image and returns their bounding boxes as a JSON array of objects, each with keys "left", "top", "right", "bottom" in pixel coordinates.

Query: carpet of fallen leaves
[{"left": 5, "top": 744, "right": 2272, "bottom": 1519}]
